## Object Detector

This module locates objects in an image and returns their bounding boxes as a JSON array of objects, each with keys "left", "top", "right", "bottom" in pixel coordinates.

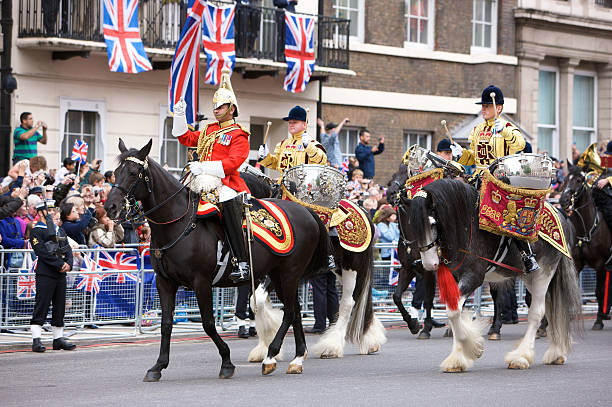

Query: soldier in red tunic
[{"left": 171, "top": 67, "right": 252, "bottom": 282}]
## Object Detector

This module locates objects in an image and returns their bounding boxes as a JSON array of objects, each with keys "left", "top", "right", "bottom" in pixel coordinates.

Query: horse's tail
[
  {"left": 546, "top": 253, "right": 584, "bottom": 357},
  {"left": 303, "top": 208, "right": 331, "bottom": 279},
  {"left": 346, "top": 240, "right": 374, "bottom": 345}
]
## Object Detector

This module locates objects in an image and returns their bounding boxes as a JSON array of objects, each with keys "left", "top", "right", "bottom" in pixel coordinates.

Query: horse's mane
[{"left": 410, "top": 178, "right": 478, "bottom": 260}]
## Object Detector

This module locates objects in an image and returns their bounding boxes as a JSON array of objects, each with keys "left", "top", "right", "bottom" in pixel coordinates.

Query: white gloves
[
  {"left": 301, "top": 133, "right": 312, "bottom": 147},
  {"left": 258, "top": 145, "right": 269, "bottom": 159},
  {"left": 450, "top": 142, "right": 463, "bottom": 159},
  {"left": 189, "top": 161, "right": 225, "bottom": 178},
  {"left": 494, "top": 118, "right": 504, "bottom": 133},
  {"left": 171, "top": 98, "right": 188, "bottom": 138}
]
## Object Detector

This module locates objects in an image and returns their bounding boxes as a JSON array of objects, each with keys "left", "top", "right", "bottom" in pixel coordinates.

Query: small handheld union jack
[
  {"left": 388, "top": 248, "right": 401, "bottom": 286},
  {"left": 71, "top": 140, "right": 88, "bottom": 164}
]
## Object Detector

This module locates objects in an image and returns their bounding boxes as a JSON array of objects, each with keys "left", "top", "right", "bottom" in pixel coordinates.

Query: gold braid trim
[
  {"left": 481, "top": 169, "right": 551, "bottom": 197},
  {"left": 404, "top": 168, "right": 444, "bottom": 188},
  {"left": 196, "top": 123, "right": 214, "bottom": 160}
]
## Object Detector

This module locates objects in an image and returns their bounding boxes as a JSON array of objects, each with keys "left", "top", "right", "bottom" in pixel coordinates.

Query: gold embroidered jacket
[
  {"left": 259, "top": 130, "right": 327, "bottom": 176},
  {"left": 457, "top": 117, "right": 526, "bottom": 168}
]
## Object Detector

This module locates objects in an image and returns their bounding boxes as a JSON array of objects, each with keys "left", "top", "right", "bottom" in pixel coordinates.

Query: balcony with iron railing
[{"left": 17, "top": 0, "right": 350, "bottom": 71}]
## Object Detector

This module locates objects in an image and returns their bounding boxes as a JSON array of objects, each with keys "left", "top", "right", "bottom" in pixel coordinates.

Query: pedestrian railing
[{"left": 0, "top": 243, "right": 599, "bottom": 344}]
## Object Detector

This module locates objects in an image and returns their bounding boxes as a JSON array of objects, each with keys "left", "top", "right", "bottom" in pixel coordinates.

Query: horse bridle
[
  {"left": 564, "top": 174, "right": 600, "bottom": 245},
  {"left": 396, "top": 190, "right": 440, "bottom": 253},
  {"left": 112, "top": 156, "right": 191, "bottom": 225}
]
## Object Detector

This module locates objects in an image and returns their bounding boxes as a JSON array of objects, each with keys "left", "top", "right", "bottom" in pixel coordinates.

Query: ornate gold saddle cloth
[
  {"left": 281, "top": 186, "right": 372, "bottom": 253},
  {"left": 478, "top": 170, "right": 571, "bottom": 257}
]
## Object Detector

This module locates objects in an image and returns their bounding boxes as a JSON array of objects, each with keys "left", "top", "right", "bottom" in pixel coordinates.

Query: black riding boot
[
  {"left": 222, "top": 195, "right": 251, "bottom": 282},
  {"left": 515, "top": 239, "right": 539, "bottom": 274}
]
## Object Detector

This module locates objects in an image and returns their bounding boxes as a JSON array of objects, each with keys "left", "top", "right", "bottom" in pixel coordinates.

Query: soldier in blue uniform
[{"left": 29, "top": 200, "right": 76, "bottom": 352}]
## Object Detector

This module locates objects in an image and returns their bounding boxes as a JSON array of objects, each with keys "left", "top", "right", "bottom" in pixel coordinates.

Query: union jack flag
[
  {"left": 98, "top": 250, "right": 139, "bottom": 284},
  {"left": 202, "top": 3, "right": 236, "bottom": 85},
  {"left": 16, "top": 264, "right": 37, "bottom": 300},
  {"left": 76, "top": 256, "right": 104, "bottom": 294},
  {"left": 168, "top": 0, "right": 206, "bottom": 125},
  {"left": 71, "top": 140, "right": 88, "bottom": 164},
  {"left": 283, "top": 12, "right": 317, "bottom": 93},
  {"left": 388, "top": 249, "right": 401, "bottom": 286},
  {"left": 341, "top": 157, "right": 349, "bottom": 174},
  {"left": 103, "top": 0, "right": 152, "bottom": 74}
]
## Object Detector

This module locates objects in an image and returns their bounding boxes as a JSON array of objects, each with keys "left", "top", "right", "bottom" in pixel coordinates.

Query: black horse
[
  {"left": 560, "top": 163, "right": 612, "bottom": 330},
  {"left": 387, "top": 163, "right": 446, "bottom": 339},
  {"left": 241, "top": 171, "right": 387, "bottom": 358},
  {"left": 104, "top": 140, "right": 331, "bottom": 379},
  {"left": 401, "top": 178, "right": 582, "bottom": 371}
]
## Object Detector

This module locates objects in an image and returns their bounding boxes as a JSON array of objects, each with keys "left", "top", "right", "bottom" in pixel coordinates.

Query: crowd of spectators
[{"left": 0, "top": 153, "right": 151, "bottom": 271}]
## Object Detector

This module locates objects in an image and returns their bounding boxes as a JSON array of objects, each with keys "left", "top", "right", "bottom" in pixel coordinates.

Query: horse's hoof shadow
[{"left": 143, "top": 371, "right": 161, "bottom": 382}]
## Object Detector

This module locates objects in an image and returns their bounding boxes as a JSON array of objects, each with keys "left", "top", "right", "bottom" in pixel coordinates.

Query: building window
[
  {"left": 160, "top": 116, "right": 188, "bottom": 175},
  {"left": 403, "top": 130, "right": 432, "bottom": 152},
  {"left": 404, "top": 0, "right": 434, "bottom": 48},
  {"left": 249, "top": 122, "right": 265, "bottom": 167},
  {"left": 338, "top": 127, "right": 360, "bottom": 160},
  {"left": 471, "top": 0, "right": 497, "bottom": 53},
  {"left": 573, "top": 73, "right": 596, "bottom": 153},
  {"left": 333, "top": 0, "right": 365, "bottom": 42},
  {"left": 59, "top": 98, "right": 106, "bottom": 166},
  {"left": 537, "top": 69, "right": 558, "bottom": 156}
]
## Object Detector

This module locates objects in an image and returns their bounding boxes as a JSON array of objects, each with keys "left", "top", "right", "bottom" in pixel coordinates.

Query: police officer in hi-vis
[
  {"left": 30, "top": 200, "right": 76, "bottom": 352},
  {"left": 453, "top": 85, "right": 539, "bottom": 274}
]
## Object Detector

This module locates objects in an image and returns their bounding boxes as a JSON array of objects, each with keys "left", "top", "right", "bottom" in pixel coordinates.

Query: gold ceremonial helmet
[
  {"left": 212, "top": 66, "right": 239, "bottom": 117},
  {"left": 577, "top": 142, "right": 604, "bottom": 186}
]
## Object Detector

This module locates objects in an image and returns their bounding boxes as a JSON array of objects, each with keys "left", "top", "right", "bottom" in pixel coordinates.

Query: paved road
[{"left": 1, "top": 323, "right": 610, "bottom": 406}]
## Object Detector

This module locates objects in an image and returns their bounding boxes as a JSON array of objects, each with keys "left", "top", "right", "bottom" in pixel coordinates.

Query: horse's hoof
[
  {"left": 262, "top": 362, "right": 276, "bottom": 375},
  {"left": 592, "top": 321, "right": 604, "bottom": 331},
  {"left": 367, "top": 345, "right": 380, "bottom": 354},
  {"left": 286, "top": 363, "right": 303, "bottom": 374},
  {"left": 536, "top": 327, "right": 547, "bottom": 337},
  {"left": 443, "top": 328, "right": 453, "bottom": 338},
  {"left": 417, "top": 330, "right": 431, "bottom": 340},
  {"left": 550, "top": 356, "right": 566, "bottom": 365},
  {"left": 219, "top": 366, "right": 235, "bottom": 379},
  {"left": 143, "top": 371, "right": 161, "bottom": 382},
  {"left": 488, "top": 333, "right": 501, "bottom": 341},
  {"left": 320, "top": 352, "right": 339, "bottom": 359},
  {"left": 408, "top": 319, "right": 422, "bottom": 334},
  {"left": 508, "top": 358, "right": 530, "bottom": 370},
  {"left": 443, "top": 367, "right": 465, "bottom": 373}
]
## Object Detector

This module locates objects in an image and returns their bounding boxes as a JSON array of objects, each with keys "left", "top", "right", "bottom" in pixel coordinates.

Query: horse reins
[{"left": 566, "top": 177, "right": 600, "bottom": 245}]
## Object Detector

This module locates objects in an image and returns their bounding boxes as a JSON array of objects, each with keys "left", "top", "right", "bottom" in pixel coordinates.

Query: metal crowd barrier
[{"left": 0, "top": 242, "right": 601, "bottom": 343}]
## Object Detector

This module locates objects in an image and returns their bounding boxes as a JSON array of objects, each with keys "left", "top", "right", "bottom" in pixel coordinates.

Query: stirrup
[
  {"left": 328, "top": 255, "right": 336, "bottom": 272},
  {"left": 229, "top": 262, "right": 251, "bottom": 282},
  {"left": 521, "top": 252, "right": 539, "bottom": 274}
]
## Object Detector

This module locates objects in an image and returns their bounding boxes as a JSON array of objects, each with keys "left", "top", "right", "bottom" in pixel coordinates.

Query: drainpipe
[{"left": 0, "top": 0, "right": 14, "bottom": 174}]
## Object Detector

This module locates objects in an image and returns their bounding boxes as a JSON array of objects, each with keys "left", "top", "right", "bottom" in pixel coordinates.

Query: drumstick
[
  {"left": 490, "top": 92, "right": 499, "bottom": 137},
  {"left": 306, "top": 107, "right": 310, "bottom": 124},
  {"left": 263, "top": 121, "right": 272, "bottom": 145},
  {"left": 441, "top": 120, "right": 453, "bottom": 144}
]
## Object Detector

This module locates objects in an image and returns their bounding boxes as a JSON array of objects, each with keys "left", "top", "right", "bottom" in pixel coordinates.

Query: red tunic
[{"left": 177, "top": 120, "right": 250, "bottom": 193}]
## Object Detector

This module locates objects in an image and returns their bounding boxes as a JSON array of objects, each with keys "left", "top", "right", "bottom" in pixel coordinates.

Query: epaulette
[{"left": 235, "top": 123, "right": 251, "bottom": 136}]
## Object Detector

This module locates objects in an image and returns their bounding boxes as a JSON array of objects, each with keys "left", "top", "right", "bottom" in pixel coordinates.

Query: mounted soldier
[
  {"left": 172, "top": 67, "right": 251, "bottom": 282},
  {"left": 453, "top": 85, "right": 539, "bottom": 274},
  {"left": 577, "top": 141, "right": 612, "bottom": 232}
]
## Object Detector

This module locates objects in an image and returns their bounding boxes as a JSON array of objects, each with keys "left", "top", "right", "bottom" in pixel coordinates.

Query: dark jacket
[
  {"left": 61, "top": 207, "right": 95, "bottom": 246},
  {"left": 355, "top": 142, "right": 385, "bottom": 179},
  {"left": 30, "top": 220, "right": 73, "bottom": 278}
]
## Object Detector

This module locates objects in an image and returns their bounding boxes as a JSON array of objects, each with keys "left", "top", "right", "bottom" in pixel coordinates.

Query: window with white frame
[
  {"left": 338, "top": 127, "right": 360, "bottom": 160},
  {"left": 573, "top": 73, "right": 597, "bottom": 153},
  {"left": 471, "top": 0, "right": 497, "bottom": 53},
  {"left": 59, "top": 98, "right": 106, "bottom": 166},
  {"left": 537, "top": 69, "right": 558, "bottom": 156},
  {"left": 405, "top": 0, "right": 434, "bottom": 48},
  {"left": 403, "top": 130, "right": 432, "bottom": 152},
  {"left": 160, "top": 116, "right": 188, "bottom": 175},
  {"left": 333, "top": 0, "right": 365, "bottom": 42}
]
